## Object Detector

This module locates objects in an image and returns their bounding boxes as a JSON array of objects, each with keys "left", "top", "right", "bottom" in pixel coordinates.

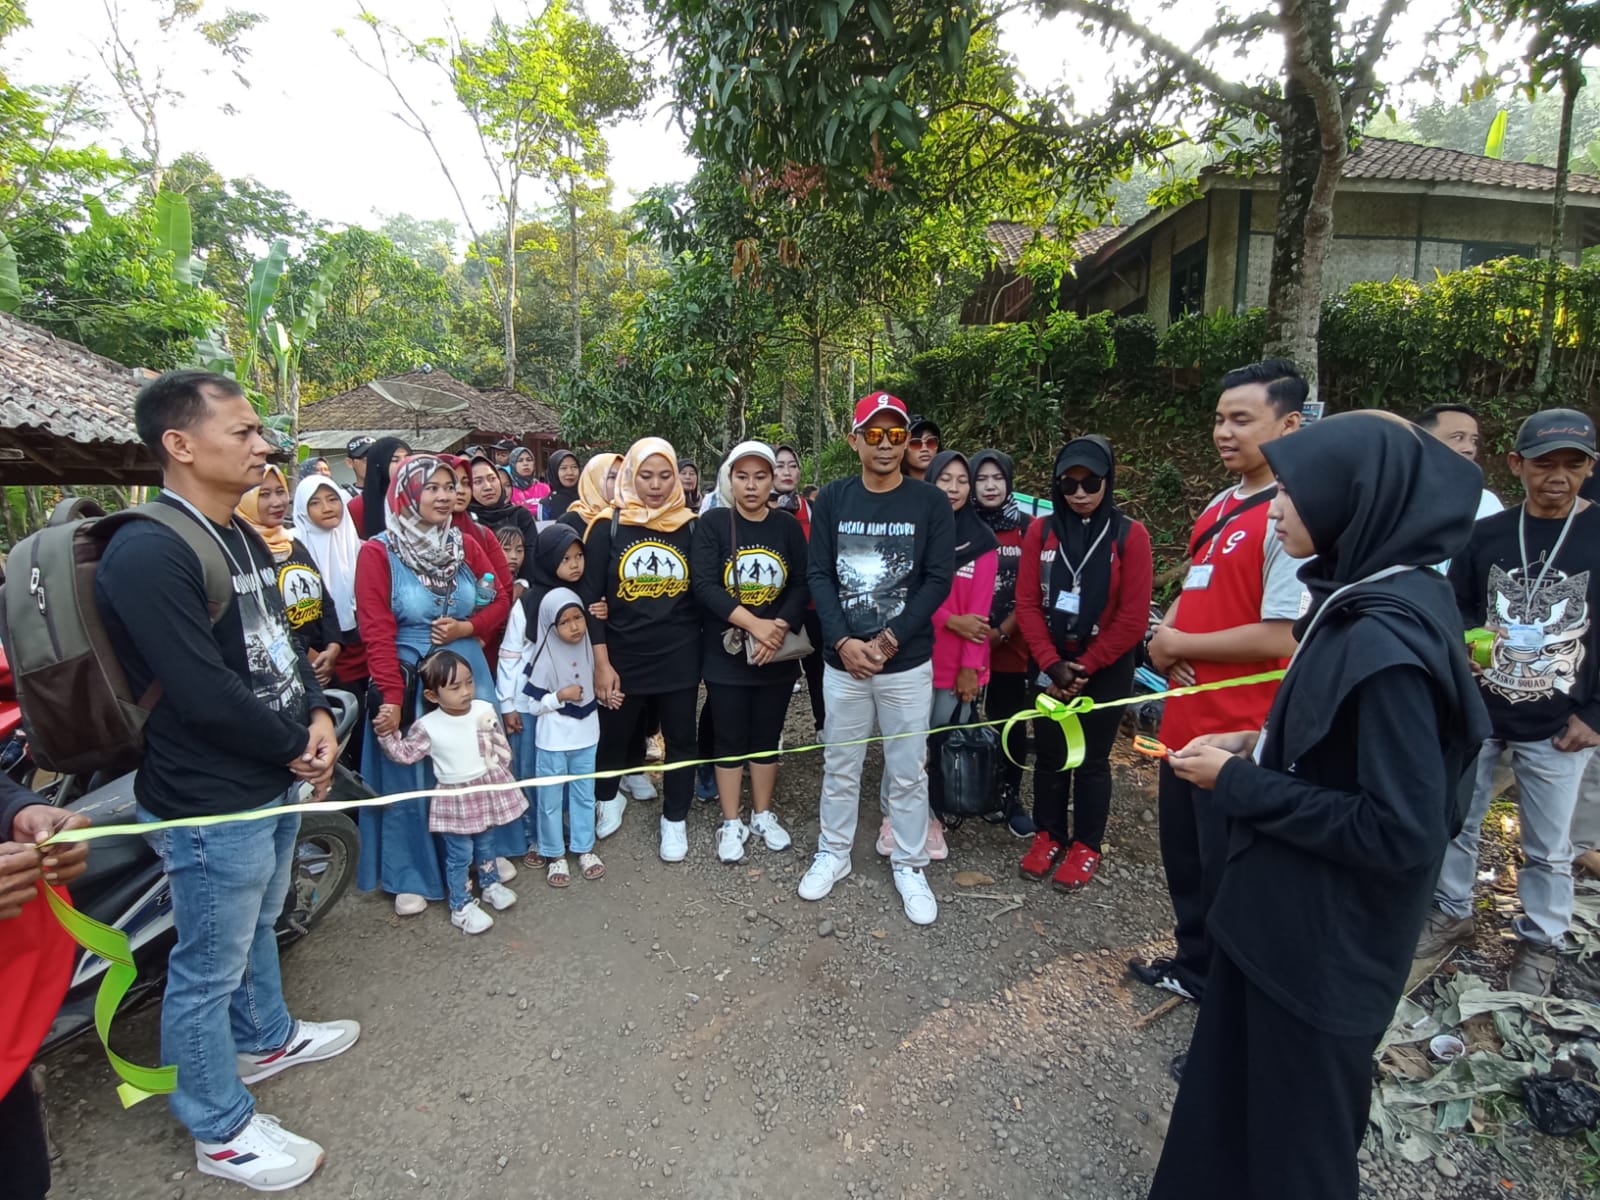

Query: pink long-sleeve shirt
[{"left": 931, "top": 548, "right": 999, "bottom": 689}]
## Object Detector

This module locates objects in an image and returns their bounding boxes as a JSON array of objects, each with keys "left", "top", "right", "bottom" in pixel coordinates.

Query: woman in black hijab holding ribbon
[
  {"left": 1014, "top": 436, "right": 1152, "bottom": 891},
  {"left": 1150, "top": 411, "right": 1490, "bottom": 1200}
]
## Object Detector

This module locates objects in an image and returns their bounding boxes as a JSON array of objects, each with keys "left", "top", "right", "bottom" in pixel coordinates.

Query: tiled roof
[
  {"left": 1338, "top": 137, "right": 1600, "bottom": 196},
  {"left": 301, "top": 369, "right": 561, "bottom": 436},
  {"left": 986, "top": 221, "right": 1125, "bottom": 267}
]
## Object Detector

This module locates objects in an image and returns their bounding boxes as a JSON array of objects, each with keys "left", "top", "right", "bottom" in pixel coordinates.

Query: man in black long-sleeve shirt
[
  {"left": 800, "top": 392, "right": 954, "bottom": 926},
  {"left": 1423, "top": 408, "right": 1600, "bottom": 995},
  {"left": 95, "top": 371, "right": 358, "bottom": 1191}
]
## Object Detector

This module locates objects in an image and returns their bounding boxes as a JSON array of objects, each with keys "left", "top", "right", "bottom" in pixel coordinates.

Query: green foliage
[{"left": 1157, "top": 308, "right": 1268, "bottom": 387}]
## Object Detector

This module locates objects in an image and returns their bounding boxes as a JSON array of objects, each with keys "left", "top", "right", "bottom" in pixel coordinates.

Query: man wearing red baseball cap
[{"left": 800, "top": 392, "right": 956, "bottom": 925}]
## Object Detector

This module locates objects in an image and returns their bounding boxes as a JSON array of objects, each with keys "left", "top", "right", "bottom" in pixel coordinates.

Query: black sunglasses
[{"left": 1057, "top": 475, "right": 1105, "bottom": 496}]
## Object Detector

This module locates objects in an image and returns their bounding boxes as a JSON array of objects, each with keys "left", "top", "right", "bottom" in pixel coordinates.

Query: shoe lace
[{"left": 244, "top": 1114, "right": 290, "bottom": 1151}]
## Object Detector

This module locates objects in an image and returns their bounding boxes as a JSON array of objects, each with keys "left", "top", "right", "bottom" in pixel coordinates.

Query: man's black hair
[
  {"left": 1218, "top": 358, "right": 1307, "bottom": 418},
  {"left": 135, "top": 370, "right": 245, "bottom": 464},
  {"left": 1416, "top": 402, "right": 1479, "bottom": 431}
]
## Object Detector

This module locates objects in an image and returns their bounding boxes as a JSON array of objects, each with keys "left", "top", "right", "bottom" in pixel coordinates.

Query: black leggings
[
  {"left": 596, "top": 686, "right": 697, "bottom": 820},
  {"left": 1031, "top": 651, "right": 1135, "bottom": 851},
  {"left": 708, "top": 680, "right": 791, "bottom": 766},
  {"left": 985, "top": 669, "right": 1030, "bottom": 797},
  {"left": 0, "top": 1072, "right": 49, "bottom": 1200},
  {"left": 799, "top": 610, "right": 825, "bottom": 733}
]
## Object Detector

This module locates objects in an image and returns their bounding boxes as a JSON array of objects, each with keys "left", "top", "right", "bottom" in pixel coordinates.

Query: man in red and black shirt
[{"left": 1138, "top": 359, "right": 1310, "bottom": 1004}]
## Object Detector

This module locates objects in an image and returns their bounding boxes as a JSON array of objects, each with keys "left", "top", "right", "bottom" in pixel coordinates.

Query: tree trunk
[
  {"left": 1534, "top": 72, "right": 1580, "bottom": 397},
  {"left": 502, "top": 178, "right": 520, "bottom": 390},
  {"left": 567, "top": 159, "right": 582, "bottom": 373}
]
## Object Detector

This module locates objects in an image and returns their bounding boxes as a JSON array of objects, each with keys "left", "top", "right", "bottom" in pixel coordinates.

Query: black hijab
[
  {"left": 519, "top": 523, "right": 582, "bottom": 630},
  {"left": 1260, "top": 412, "right": 1490, "bottom": 827},
  {"left": 927, "top": 450, "right": 999, "bottom": 569},
  {"left": 1047, "top": 436, "right": 1125, "bottom": 648},
  {"left": 678, "top": 457, "right": 702, "bottom": 510},
  {"left": 970, "top": 449, "right": 1027, "bottom": 533},
  {"left": 359, "top": 436, "right": 411, "bottom": 538},
  {"left": 468, "top": 453, "right": 514, "bottom": 523},
  {"left": 544, "top": 449, "right": 579, "bottom": 518}
]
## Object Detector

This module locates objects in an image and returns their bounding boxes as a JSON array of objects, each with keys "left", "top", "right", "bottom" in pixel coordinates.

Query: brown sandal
[
  {"left": 546, "top": 858, "right": 570, "bottom": 888},
  {"left": 523, "top": 849, "right": 548, "bottom": 869},
  {"left": 578, "top": 852, "right": 605, "bottom": 880}
]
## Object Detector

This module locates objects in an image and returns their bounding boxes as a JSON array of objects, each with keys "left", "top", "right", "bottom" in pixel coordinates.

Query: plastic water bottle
[{"left": 475, "top": 572, "right": 496, "bottom": 604}]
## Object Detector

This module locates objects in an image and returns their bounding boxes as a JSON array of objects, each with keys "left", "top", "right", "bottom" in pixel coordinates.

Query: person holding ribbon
[
  {"left": 1150, "top": 410, "right": 1489, "bottom": 1200},
  {"left": 355, "top": 455, "right": 513, "bottom": 917},
  {"left": 1014, "top": 436, "right": 1153, "bottom": 891}
]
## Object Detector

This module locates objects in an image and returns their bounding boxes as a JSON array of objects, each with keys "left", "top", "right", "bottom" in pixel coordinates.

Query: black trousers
[
  {"left": 1032, "top": 652, "right": 1135, "bottom": 851},
  {"left": 985, "top": 669, "right": 1030, "bottom": 799},
  {"left": 1157, "top": 759, "right": 1231, "bottom": 993},
  {"left": 1148, "top": 952, "right": 1375, "bottom": 1200},
  {"left": 708, "top": 679, "right": 791, "bottom": 766},
  {"left": 0, "top": 1071, "right": 50, "bottom": 1200},
  {"left": 596, "top": 686, "right": 697, "bottom": 820},
  {"left": 799, "top": 610, "right": 826, "bottom": 734}
]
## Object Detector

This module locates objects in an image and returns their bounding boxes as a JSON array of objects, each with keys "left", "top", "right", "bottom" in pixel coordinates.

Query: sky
[{"left": 11, "top": 0, "right": 1474, "bottom": 238}]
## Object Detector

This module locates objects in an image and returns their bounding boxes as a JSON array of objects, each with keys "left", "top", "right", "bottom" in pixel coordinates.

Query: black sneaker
[
  {"left": 1005, "top": 809, "right": 1037, "bottom": 839},
  {"left": 1128, "top": 957, "right": 1200, "bottom": 1002}
]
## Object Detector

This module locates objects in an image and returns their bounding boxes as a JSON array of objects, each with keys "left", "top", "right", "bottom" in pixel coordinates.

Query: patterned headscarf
[
  {"left": 605, "top": 438, "right": 695, "bottom": 533},
  {"left": 386, "top": 456, "right": 465, "bottom": 595}
]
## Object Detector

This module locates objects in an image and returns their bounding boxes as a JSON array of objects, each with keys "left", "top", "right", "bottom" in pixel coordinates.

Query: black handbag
[
  {"left": 930, "top": 698, "right": 999, "bottom": 820},
  {"left": 366, "top": 657, "right": 420, "bottom": 728}
]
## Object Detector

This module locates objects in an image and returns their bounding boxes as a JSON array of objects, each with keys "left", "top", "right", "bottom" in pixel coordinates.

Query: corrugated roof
[
  {"left": 300, "top": 369, "right": 561, "bottom": 437},
  {"left": 1337, "top": 137, "right": 1600, "bottom": 196}
]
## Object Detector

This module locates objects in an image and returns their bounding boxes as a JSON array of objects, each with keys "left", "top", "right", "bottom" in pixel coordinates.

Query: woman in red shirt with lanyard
[{"left": 1015, "top": 436, "right": 1153, "bottom": 891}]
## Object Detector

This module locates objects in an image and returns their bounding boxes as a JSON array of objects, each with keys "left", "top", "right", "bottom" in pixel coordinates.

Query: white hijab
[
  {"left": 528, "top": 587, "right": 594, "bottom": 708},
  {"left": 292, "top": 474, "right": 361, "bottom": 631}
]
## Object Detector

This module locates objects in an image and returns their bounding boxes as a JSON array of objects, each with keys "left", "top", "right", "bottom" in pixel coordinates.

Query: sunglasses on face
[
  {"left": 859, "top": 426, "right": 909, "bottom": 447},
  {"left": 907, "top": 435, "right": 940, "bottom": 450},
  {"left": 1057, "top": 474, "right": 1105, "bottom": 496}
]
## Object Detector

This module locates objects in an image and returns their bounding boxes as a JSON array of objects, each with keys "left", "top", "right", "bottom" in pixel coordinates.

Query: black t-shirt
[
  {"left": 806, "top": 475, "right": 956, "bottom": 673},
  {"left": 1449, "top": 501, "right": 1600, "bottom": 740},
  {"left": 691, "top": 507, "right": 810, "bottom": 685},
  {"left": 95, "top": 496, "right": 327, "bottom": 819},
  {"left": 583, "top": 516, "right": 701, "bottom": 693},
  {"left": 277, "top": 539, "right": 342, "bottom": 653}
]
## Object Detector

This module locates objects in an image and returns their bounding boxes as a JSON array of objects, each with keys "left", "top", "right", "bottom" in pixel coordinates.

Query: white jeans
[{"left": 819, "top": 661, "right": 932, "bottom": 869}]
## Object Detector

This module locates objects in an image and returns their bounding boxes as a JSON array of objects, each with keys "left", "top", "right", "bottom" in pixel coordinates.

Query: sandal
[
  {"left": 523, "top": 849, "right": 548, "bottom": 869},
  {"left": 546, "top": 857, "right": 570, "bottom": 888},
  {"left": 578, "top": 852, "right": 605, "bottom": 880}
]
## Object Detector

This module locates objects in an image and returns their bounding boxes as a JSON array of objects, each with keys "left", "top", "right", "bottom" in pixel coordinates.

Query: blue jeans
[
  {"left": 137, "top": 793, "right": 299, "bottom": 1143},
  {"left": 441, "top": 832, "right": 501, "bottom": 911},
  {"left": 535, "top": 743, "right": 597, "bottom": 858}
]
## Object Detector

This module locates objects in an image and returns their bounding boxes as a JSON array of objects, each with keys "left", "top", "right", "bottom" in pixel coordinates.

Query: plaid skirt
[{"left": 427, "top": 763, "right": 529, "bottom": 836}]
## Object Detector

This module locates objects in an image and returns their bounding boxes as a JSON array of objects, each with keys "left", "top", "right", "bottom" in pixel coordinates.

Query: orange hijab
[
  {"left": 235, "top": 465, "right": 295, "bottom": 559},
  {"left": 605, "top": 439, "right": 695, "bottom": 533}
]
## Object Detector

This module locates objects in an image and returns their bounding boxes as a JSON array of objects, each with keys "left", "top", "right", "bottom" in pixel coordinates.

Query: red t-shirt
[{"left": 1158, "top": 485, "right": 1305, "bottom": 750}]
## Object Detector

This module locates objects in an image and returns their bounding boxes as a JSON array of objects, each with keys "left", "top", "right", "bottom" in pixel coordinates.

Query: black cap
[
  {"left": 1515, "top": 408, "right": 1597, "bottom": 459},
  {"left": 346, "top": 435, "right": 375, "bottom": 459},
  {"left": 908, "top": 413, "right": 941, "bottom": 437},
  {"left": 493, "top": 437, "right": 518, "bottom": 451}
]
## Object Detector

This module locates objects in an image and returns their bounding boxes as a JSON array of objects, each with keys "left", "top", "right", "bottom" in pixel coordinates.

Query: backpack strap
[
  {"left": 98, "top": 503, "right": 235, "bottom": 624},
  {"left": 1185, "top": 486, "right": 1276, "bottom": 559}
]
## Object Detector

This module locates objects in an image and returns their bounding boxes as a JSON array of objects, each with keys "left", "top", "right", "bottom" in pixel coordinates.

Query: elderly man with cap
[
  {"left": 904, "top": 414, "right": 941, "bottom": 481},
  {"left": 492, "top": 438, "right": 517, "bottom": 467},
  {"left": 344, "top": 436, "right": 375, "bottom": 497},
  {"left": 1419, "top": 407, "right": 1600, "bottom": 994},
  {"left": 799, "top": 392, "right": 955, "bottom": 926}
]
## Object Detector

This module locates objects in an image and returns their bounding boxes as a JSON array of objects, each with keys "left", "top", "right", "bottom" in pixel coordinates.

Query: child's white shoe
[
  {"left": 394, "top": 892, "right": 428, "bottom": 916},
  {"left": 717, "top": 819, "right": 750, "bottom": 864},
  {"left": 481, "top": 882, "right": 517, "bottom": 911},
  {"left": 494, "top": 856, "right": 518, "bottom": 882},
  {"left": 451, "top": 900, "right": 494, "bottom": 934},
  {"left": 749, "top": 810, "right": 792, "bottom": 851},
  {"left": 660, "top": 817, "right": 688, "bottom": 863}
]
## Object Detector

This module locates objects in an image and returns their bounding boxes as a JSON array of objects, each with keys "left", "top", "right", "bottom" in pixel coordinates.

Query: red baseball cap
[{"left": 852, "top": 391, "right": 909, "bottom": 431}]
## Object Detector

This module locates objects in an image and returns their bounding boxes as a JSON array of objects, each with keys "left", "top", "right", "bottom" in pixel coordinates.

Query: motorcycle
[{"left": 36, "top": 689, "right": 372, "bottom": 1057}]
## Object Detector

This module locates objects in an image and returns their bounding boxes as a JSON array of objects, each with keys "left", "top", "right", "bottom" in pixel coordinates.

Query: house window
[
  {"left": 1461, "top": 241, "right": 1535, "bottom": 269},
  {"left": 1169, "top": 240, "right": 1208, "bottom": 323}
]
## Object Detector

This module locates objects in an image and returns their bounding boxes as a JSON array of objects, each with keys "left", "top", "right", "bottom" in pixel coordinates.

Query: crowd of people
[{"left": 5, "top": 358, "right": 1600, "bottom": 1199}]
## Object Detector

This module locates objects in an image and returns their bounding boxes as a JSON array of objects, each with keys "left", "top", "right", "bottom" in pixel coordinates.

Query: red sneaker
[
  {"left": 1051, "top": 842, "right": 1101, "bottom": 892},
  {"left": 1019, "top": 832, "right": 1064, "bottom": 880}
]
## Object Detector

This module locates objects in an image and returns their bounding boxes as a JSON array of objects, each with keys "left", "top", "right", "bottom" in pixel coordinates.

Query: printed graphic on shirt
[
  {"left": 277, "top": 562, "right": 323, "bottom": 631},
  {"left": 992, "top": 541, "right": 1022, "bottom": 619},
  {"left": 236, "top": 563, "right": 307, "bottom": 715},
  {"left": 723, "top": 548, "right": 789, "bottom": 608},
  {"left": 617, "top": 540, "right": 689, "bottom": 601},
  {"left": 835, "top": 523, "right": 916, "bottom": 632},
  {"left": 1483, "top": 563, "right": 1591, "bottom": 704}
]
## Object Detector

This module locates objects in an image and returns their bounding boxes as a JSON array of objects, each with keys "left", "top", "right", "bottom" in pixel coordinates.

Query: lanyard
[
  {"left": 1059, "top": 520, "right": 1110, "bottom": 594},
  {"left": 1517, "top": 501, "right": 1581, "bottom": 604},
  {"left": 163, "top": 492, "right": 273, "bottom": 627}
]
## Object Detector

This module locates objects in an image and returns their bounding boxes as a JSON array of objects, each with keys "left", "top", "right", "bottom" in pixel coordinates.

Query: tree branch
[{"left": 1344, "top": 0, "right": 1405, "bottom": 116}]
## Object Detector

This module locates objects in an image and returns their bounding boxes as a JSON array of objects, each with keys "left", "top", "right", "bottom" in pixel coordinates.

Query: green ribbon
[{"left": 39, "top": 666, "right": 1287, "bottom": 1104}]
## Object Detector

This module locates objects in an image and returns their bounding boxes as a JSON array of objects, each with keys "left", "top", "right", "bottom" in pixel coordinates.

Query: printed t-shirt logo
[
  {"left": 724, "top": 548, "right": 787, "bottom": 608},
  {"left": 277, "top": 562, "right": 323, "bottom": 631},
  {"left": 1483, "top": 563, "right": 1590, "bottom": 704},
  {"left": 618, "top": 540, "right": 689, "bottom": 601}
]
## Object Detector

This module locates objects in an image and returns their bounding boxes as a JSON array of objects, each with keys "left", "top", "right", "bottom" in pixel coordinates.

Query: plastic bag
[
  {"left": 1520, "top": 1074, "right": 1600, "bottom": 1136},
  {"left": 931, "top": 699, "right": 997, "bottom": 819}
]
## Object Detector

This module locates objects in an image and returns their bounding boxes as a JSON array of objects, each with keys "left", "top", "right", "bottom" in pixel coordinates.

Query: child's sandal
[
  {"left": 523, "top": 849, "right": 548, "bottom": 869},
  {"left": 578, "top": 852, "right": 605, "bottom": 881},
  {"left": 546, "top": 857, "right": 570, "bottom": 888}
]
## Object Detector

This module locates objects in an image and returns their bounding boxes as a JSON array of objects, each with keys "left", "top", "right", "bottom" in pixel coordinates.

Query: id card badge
[
  {"left": 267, "top": 630, "right": 297, "bottom": 675},
  {"left": 1053, "top": 589, "right": 1081, "bottom": 616},
  {"left": 1183, "top": 564, "right": 1215, "bottom": 591},
  {"left": 1505, "top": 623, "right": 1543, "bottom": 653}
]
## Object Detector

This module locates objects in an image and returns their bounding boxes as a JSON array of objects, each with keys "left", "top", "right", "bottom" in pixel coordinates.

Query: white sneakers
[
  {"left": 717, "top": 819, "right": 750, "bottom": 863},
  {"left": 749, "top": 810, "right": 792, "bottom": 851},
  {"left": 595, "top": 796, "right": 626, "bottom": 839},
  {"left": 893, "top": 865, "right": 938, "bottom": 925},
  {"left": 236, "top": 1019, "right": 362, "bottom": 1086},
  {"left": 660, "top": 817, "right": 689, "bottom": 863},
  {"left": 480, "top": 882, "right": 518, "bottom": 912},
  {"left": 393, "top": 892, "right": 427, "bottom": 916},
  {"left": 622, "top": 772, "right": 657, "bottom": 799},
  {"left": 451, "top": 900, "right": 494, "bottom": 934},
  {"left": 798, "top": 852, "right": 852, "bottom": 900},
  {"left": 196, "top": 1114, "right": 325, "bottom": 1191},
  {"left": 493, "top": 856, "right": 518, "bottom": 882}
]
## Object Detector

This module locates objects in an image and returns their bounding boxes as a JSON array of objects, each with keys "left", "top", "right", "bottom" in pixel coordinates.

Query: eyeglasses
[
  {"left": 859, "top": 426, "right": 909, "bottom": 447},
  {"left": 907, "top": 435, "right": 940, "bottom": 450},
  {"left": 1057, "top": 475, "right": 1105, "bottom": 496}
]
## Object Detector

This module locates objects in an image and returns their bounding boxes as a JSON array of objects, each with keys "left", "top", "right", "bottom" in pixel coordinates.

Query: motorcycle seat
[{"left": 57, "top": 771, "right": 160, "bottom": 916}]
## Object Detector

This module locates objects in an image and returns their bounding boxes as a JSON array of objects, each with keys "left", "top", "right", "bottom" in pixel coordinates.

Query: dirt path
[{"left": 36, "top": 705, "right": 1588, "bottom": 1200}]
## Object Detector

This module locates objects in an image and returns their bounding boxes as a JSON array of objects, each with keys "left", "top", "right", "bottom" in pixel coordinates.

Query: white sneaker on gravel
[
  {"left": 196, "top": 1113, "right": 324, "bottom": 1191},
  {"left": 237, "top": 1019, "right": 361, "bottom": 1085},
  {"left": 798, "top": 851, "right": 851, "bottom": 901},
  {"left": 893, "top": 865, "right": 938, "bottom": 925},
  {"left": 623, "top": 772, "right": 658, "bottom": 799},
  {"left": 494, "top": 856, "right": 518, "bottom": 882},
  {"left": 717, "top": 819, "right": 750, "bottom": 864},
  {"left": 481, "top": 882, "right": 518, "bottom": 911},
  {"left": 595, "top": 796, "right": 626, "bottom": 839},
  {"left": 393, "top": 892, "right": 427, "bottom": 917},
  {"left": 749, "top": 810, "right": 792, "bottom": 851},
  {"left": 660, "top": 817, "right": 689, "bottom": 863},
  {"left": 451, "top": 900, "right": 494, "bottom": 935}
]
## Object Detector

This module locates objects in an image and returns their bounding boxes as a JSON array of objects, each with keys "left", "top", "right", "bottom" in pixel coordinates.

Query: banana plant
[
  {"left": 0, "top": 235, "right": 19, "bottom": 314},
  {"left": 267, "top": 250, "right": 349, "bottom": 443},
  {"left": 234, "top": 237, "right": 290, "bottom": 394}
]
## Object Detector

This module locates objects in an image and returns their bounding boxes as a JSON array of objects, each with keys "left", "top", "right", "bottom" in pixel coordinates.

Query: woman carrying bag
[{"left": 1014, "top": 436, "right": 1152, "bottom": 892}]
